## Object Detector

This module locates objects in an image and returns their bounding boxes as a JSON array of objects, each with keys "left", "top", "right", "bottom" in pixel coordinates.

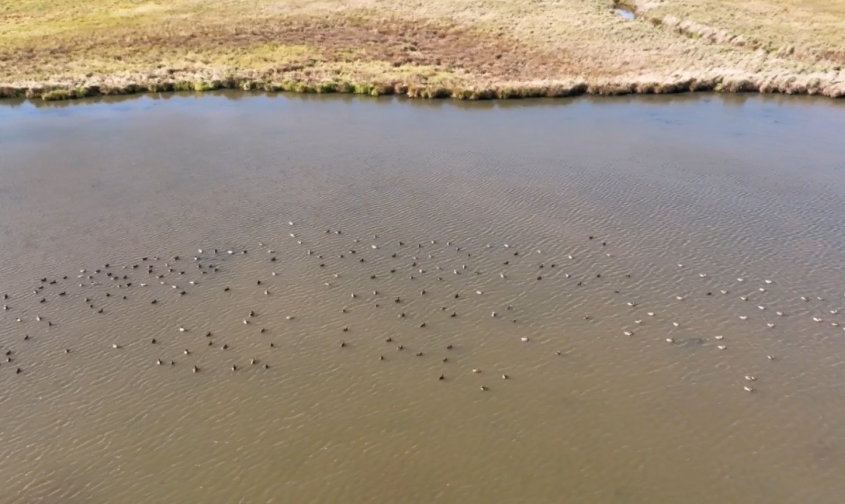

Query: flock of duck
[{"left": 2, "top": 221, "right": 843, "bottom": 395}]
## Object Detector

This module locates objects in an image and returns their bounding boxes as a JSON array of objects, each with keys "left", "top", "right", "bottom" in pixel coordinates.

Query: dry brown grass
[
  {"left": 0, "top": 0, "right": 843, "bottom": 100},
  {"left": 635, "top": 0, "right": 845, "bottom": 61}
]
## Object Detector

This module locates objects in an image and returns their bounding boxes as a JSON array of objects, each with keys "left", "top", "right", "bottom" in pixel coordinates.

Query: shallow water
[
  {"left": 1, "top": 92, "right": 845, "bottom": 504},
  {"left": 613, "top": 7, "right": 635, "bottom": 20}
]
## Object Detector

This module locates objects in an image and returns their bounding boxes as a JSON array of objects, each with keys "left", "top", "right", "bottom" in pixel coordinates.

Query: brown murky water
[{"left": 1, "top": 93, "right": 845, "bottom": 504}]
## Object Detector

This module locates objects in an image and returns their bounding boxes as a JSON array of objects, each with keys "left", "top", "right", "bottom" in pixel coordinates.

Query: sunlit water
[
  {"left": 613, "top": 7, "right": 635, "bottom": 20},
  {"left": 1, "top": 93, "right": 844, "bottom": 504}
]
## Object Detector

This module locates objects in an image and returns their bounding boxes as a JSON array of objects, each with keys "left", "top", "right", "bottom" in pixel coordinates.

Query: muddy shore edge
[{"left": 2, "top": 70, "right": 844, "bottom": 102}]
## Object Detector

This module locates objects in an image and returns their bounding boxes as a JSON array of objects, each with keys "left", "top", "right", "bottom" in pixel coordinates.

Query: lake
[{"left": 1, "top": 92, "right": 844, "bottom": 504}]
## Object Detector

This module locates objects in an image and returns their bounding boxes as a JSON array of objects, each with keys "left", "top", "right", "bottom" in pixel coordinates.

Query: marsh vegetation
[{"left": 1, "top": 1, "right": 843, "bottom": 100}]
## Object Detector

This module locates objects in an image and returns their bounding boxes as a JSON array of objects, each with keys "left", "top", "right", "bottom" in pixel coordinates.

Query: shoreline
[
  {"left": 3, "top": 1, "right": 844, "bottom": 103},
  {"left": 3, "top": 70, "right": 844, "bottom": 102}
]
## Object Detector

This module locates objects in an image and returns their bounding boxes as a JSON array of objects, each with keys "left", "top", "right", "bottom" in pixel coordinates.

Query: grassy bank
[{"left": 1, "top": 0, "right": 843, "bottom": 101}]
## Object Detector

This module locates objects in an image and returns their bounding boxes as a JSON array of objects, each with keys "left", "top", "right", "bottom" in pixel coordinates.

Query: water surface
[{"left": 1, "top": 93, "right": 845, "bottom": 504}]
